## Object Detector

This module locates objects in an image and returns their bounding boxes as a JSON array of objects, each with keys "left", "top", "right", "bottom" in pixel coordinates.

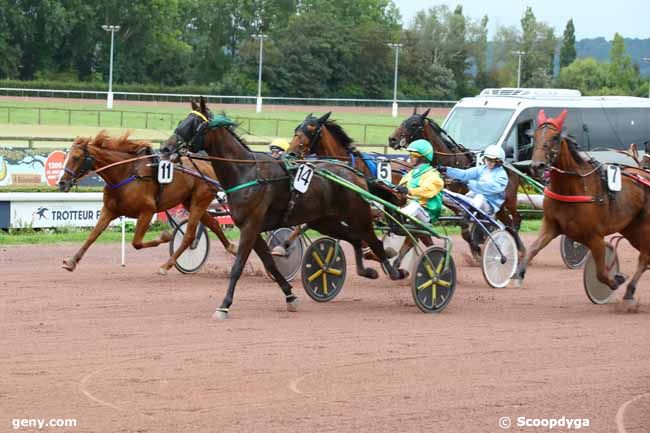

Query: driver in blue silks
[{"left": 439, "top": 145, "right": 508, "bottom": 215}]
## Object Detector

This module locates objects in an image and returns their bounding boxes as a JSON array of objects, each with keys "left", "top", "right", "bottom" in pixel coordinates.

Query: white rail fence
[{"left": 0, "top": 87, "right": 457, "bottom": 108}]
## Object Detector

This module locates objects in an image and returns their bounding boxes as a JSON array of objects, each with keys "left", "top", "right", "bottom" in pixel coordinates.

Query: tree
[
  {"left": 557, "top": 58, "right": 608, "bottom": 94},
  {"left": 467, "top": 15, "right": 489, "bottom": 91},
  {"left": 608, "top": 32, "right": 637, "bottom": 92},
  {"left": 519, "top": 7, "right": 556, "bottom": 85},
  {"left": 559, "top": 19, "right": 576, "bottom": 68}
]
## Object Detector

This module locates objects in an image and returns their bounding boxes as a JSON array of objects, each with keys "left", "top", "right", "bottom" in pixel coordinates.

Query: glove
[
  {"left": 438, "top": 166, "right": 448, "bottom": 174},
  {"left": 396, "top": 185, "right": 409, "bottom": 195}
]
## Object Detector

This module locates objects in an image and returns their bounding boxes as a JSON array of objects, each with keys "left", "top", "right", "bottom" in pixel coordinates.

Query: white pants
[
  {"left": 466, "top": 192, "right": 494, "bottom": 215},
  {"left": 401, "top": 200, "right": 430, "bottom": 223}
]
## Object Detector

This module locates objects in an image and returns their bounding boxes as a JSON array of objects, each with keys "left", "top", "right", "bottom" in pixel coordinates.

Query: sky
[{"left": 392, "top": 0, "right": 649, "bottom": 40}]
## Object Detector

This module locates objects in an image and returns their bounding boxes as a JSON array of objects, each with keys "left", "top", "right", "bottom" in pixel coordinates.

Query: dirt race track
[{"left": 2, "top": 234, "right": 649, "bottom": 433}]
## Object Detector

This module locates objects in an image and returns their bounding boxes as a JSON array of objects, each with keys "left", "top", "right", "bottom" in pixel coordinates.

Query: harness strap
[
  {"left": 191, "top": 110, "right": 209, "bottom": 123},
  {"left": 224, "top": 179, "right": 259, "bottom": 194},
  {"left": 543, "top": 187, "right": 596, "bottom": 203},
  {"left": 106, "top": 175, "right": 138, "bottom": 190}
]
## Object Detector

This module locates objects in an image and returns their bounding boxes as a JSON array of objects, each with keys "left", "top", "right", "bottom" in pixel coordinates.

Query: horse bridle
[
  {"left": 294, "top": 118, "right": 323, "bottom": 155},
  {"left": 536, "top": 123, "right": 564, "bottom": 169},
  {"left": 64, "top": 144, "right": 96, "bottom": 182},
  {"left": 398, "top": 115, "right": 426, "bottom": 146},
  {"left": 170, "top": 111, "right": 211, "bottom": 154}
]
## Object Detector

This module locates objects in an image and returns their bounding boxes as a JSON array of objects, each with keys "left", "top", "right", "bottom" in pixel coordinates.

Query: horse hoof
[
  {"left": 158, "top": 267, "right": 168, "bottom": 276},
  {"left": 362, "top": 268, "right": 379, "bottom": 279},
  {"left": 211, "top": 309, "right": 229, "bottom": 320},
  {"left": 509, "top": 278, "right": 523, "bottom": 289},
  {"left": 385, "top": 247, "right": 398, "bottom": 259},
  {"left": 398, "top": 269, "right": 410, "bottom": 279},
  {"left": 61, "top": 259, "right": 76, "bottom": 272},
  {"left": 160, "top": 231, "right": 172, "bottom": 243},
  {"left": 271, "top": 246, "right": 288, "bottom": 257},
  {"left": 616, "top": 297, "right": 640, "bottom": 313},
  {"left": 613, "top": 273, "right": 627, "bottom": 289},
  {"left": 287, "top": 298, "right": 299, "bottom": 312}
]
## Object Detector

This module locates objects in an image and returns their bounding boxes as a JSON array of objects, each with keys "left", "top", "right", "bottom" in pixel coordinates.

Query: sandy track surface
[{"left": 1, "top": 234, "right": 649, "bottom": 433}]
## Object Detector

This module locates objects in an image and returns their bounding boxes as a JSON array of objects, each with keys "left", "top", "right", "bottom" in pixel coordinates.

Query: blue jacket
[{"left": 445, "top": 165, "right": 508, "bottom": 212}]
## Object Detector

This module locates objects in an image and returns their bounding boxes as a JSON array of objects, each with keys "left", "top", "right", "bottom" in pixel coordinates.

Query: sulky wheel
[
  {"left": 583, "top": 244, "right": 619, "bottom": 305},
  {"left": 170, "top": 219, "right": 210, "bottom": 274},
  {"left": 411, "top": 246, "right": 456, "bottom": 313},
  {"left": 481, "top": 229, "right": 519, "bottom": 288},
  {"left": 301, "top": 237, "right": 346, "bottom": 302},
  {"left": 266, "top": 227, "right": 304, "bottom": 282},
  {"left": 560, "top": 235, "right": 589, "bottom": 269}
]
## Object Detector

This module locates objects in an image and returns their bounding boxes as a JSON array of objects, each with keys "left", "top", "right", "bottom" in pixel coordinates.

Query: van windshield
[{"left": 442, "top": 107, "right": 514, "bottom": 150}]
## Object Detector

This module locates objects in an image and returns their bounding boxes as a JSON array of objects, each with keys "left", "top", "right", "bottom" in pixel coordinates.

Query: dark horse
[
  {"left": 287, "top": 112, "right": 433, "bottom": 267},
  {"left": 388, "top": 108, "right": 524, "bottom": 258},
  {"left": 162, "top": 98, "right": 408, "bottom": 319},
  {"left": 511, "top": 109, "right": 650, "bottom": 305}
]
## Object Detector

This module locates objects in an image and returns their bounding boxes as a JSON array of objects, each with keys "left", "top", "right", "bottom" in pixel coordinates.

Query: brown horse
[
  {"left": 58, "top": 131, "right": 236, "bottom": 274},
  {"left": 287, "top": 112, "right": 433, "bottom": 267},
  {"left": 161, "top": 98, "right": 408, "bottom": 319},
  {"left": 388, "top": 108, "right": 525, "bottom": 258},
  {"left": 511, "top": 109, "right": 650, "bottom": 304}
]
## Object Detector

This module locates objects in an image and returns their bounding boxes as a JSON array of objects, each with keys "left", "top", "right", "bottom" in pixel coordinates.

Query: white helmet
[{"left": 483, "top": 145, "right": 505, "bottom": 162}]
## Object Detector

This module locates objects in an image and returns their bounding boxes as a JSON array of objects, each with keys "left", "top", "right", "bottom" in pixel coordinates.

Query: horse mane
[
  {"left": 91, "top": 130, "right": 152, "bottom": 154},
  {"left": 323, "top": 120, "right": 354, "bottom": 149},
  {"left": 425, "top": 117, "right": 468, "bottom": 153},
  {"left": 563, "top": 134, "right": 588, "bottom": 165}
]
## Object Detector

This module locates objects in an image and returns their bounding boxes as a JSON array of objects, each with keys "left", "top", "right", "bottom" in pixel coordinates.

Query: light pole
[
  {"left": 512, "top": 50, "right": 525, "bottom": 88},
  {"left": 252, "top": 34, "right": 268, "bottom": 113},
  {"left": 643, "top": 57, "right": 650, "bottom": 99},
  {"left": 102, "top": 25, "right": 120, "bottom": 109},
  {"left": 388, "top": 43, "right": 403, "bottom": 118}
]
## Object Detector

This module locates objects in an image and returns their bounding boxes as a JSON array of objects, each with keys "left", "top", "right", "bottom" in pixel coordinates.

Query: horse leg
[
  {"left": 511, "top": 219, "right": 559, "bottom": 288},
  {"left": 131, "top": 211, "right": 171, "bottom": 250},
  {"left": 200, "top": 211, "right": 237, "bottom": 255},
  {"left": 213, "top": 218, "right": 264, "bottom": 320},
  {"left": 310, "top": 221, "right": 379, "bottom": 279},
  {"left": 251, "top": 235, "right": 298, "bottom": 311},
  {"left": 362, "top": 231, "right": 408, "bottom": 280},
  {"left": 62, "top": 207, "right": 117, "bottom": 271},
  {"left": 622, "top": 252, "right": 649, "bottom": 302},
  {"left": 271, "top": 225, "right": 303, "bottom": 257},
  {"left": 583, "top": 236, "right": 627, "bottom": 291},
  {"left": 159, "top": 204, "right": 205, "bottom": 275}
]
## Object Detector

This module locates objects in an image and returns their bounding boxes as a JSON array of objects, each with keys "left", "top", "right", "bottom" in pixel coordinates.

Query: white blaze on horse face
[
  {"left": 399, "top": 138, "right": 407, "bottom": 148},
  {"left": 58, "top": 151, "right": 72, "bottom": 184}
]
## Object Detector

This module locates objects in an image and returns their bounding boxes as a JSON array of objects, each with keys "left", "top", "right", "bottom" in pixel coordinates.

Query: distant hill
[
  {"left": 575, "top": 37, "right": 649, "bottom": 75},
  {"left": 486, "top": 37, "right": 650, "bottom": 76}
]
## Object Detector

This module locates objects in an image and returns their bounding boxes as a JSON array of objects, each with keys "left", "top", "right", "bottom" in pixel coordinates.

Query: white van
[{"left": 442, "top": 88, "right": 650, "bottom": 164}]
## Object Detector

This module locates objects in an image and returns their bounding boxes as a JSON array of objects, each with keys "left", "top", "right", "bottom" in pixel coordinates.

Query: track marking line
[{"left": 616, "top": 391, "right": 650, "bottom": 433}]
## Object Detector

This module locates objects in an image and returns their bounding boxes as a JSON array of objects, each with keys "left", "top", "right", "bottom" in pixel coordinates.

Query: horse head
[
  {"left": 531, "top": 109, "right": 568, "bottom": 177},
  {"left": 388, "top": 108, "right": 430, "bottom": 150},
  {"left": 58, "top": 136, "right": 96, "bottom": 192},
  {"left": 162, "top": 96, "right": 213, "bottom": 155},
  {"left": 288, "top": 112, "right": 331, "bottom": 157}
]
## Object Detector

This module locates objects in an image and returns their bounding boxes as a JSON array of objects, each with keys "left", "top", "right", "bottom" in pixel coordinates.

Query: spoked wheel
[
  {"left": 266, "top": 227, "right": 304, "bottom": 282},
  {"left": 481, "top": 229, "right": 519, "bottom": 288},
  {"left": 411, "top": 246, "right": 456, "bottom": 313},
  {"left": 560, "top": 235, "right": 589, "bottom": 269},
  {"left": 583, "top": 244, "right": 619, "bottom": 304},
  {"left": 170, "top": 219, "right": 210, "bottom": 274},
  {"left": 301, "top": 237, "right": 346, "bottom": 302}
]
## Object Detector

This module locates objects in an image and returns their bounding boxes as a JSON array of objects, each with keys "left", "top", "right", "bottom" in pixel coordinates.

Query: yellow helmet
[{"left": 269, "top": 138, "right": 289, "bottom": 152}]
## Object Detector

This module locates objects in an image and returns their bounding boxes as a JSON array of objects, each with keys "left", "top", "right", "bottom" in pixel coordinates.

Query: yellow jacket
[{"left": 399, "top": 164, "right": 444, "bottom": 220}]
